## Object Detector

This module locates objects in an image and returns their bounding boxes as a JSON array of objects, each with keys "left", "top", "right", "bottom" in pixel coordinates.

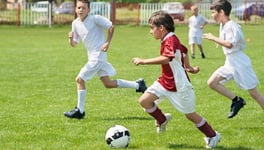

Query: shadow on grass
[
  {"left": 168, "top": 143, "right": 254, "bottom": 150},
  {"left": 102, "top": 116, "right": 152, "bottom": 121},
  {"left": 168, "top": 143, "right": 204, "bottom": 149}
]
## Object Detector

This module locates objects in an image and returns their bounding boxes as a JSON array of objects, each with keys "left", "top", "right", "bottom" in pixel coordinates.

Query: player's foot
[
  {"left": 136, "top": 78, "right": 147, "bottom": 93},
  {"left": 201, "top": 52, "right": 206, "bottom": 59},
  {"left": 156, "top": 113, "right": 172, "bottom": 134},
  {"left": 204, "top": 131, "right": 221, "bottom": 149},
  {"left": 228, "top": 97, "right": 246, "bottom": 118},
  {"left": 64, "top": 107, "right": 85, "bottom": 119},
  {"left": 191, "top": 54, "right": 195, "bottom": 59}
]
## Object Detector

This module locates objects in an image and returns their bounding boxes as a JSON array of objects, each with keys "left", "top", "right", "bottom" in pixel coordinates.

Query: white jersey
[
  {"left": 72, "top": 15, "right": 112, "bottom": 62},
  {"left": 220, "top": 20, "right": 246, "bottom": 55},
  {"left": 216, "top": 20, "right": 258, "bottom": 90},
  {"left": 188, "top": 15, "right": 207, "bottom": 37}
]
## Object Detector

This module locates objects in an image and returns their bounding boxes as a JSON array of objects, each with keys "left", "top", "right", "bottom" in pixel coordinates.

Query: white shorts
[
  {"left": 148, "top": 81, "right": 196, "bottom": 114},
  {"left": 189, "top": 35, "right": 202, "bottom": 45},
  {"left": 214, "top": 65, "right": 258, "bottom": 90},
  {"left": 78, "top": 61, "right": 116, "bottom": 81}
]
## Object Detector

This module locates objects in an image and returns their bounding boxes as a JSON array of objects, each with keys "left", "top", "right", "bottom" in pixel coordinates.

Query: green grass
[{"left": 0, "top": 24, "right": 264, "bottom": 150}]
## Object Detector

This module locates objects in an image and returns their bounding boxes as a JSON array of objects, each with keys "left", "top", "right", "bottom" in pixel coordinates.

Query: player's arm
[
  {"left": 101, "top": 25, "right": 115, "bottom": 52},
  {"left": 184, "top": 53, "right": 199, "bottom": 74},
  {"left": 68, "top": 31, "right": 78, "bottom": 47},
  {"left": 200, "top": 21, "right": 208, "bottom": 29},
  {"left": 132, "top": 56, "right": 170, "bottom": 65},
  {"left": 203, "top": 33, "right": 232, "bottom": 49}
]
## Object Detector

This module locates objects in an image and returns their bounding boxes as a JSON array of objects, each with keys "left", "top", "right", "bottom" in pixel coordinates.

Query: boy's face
[
  {"left": 211, "top": 9, "right": 222, "bottom": 23},
  {"left": 191, "top": 7, "right": 198, "bottom": 15},
  {"left": 75, "top": 1, "right": 90, "bottom": 21},
  {"left": 149, "top": 24, "right": 163, "bottom": 40}
]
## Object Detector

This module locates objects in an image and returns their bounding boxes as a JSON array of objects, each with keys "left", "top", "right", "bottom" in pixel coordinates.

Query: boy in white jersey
[
  {"left": 132, "top": 11, "right": 220, "bottom": 149},
  {"left": 64, "top": 0, "right": 147, "bottom": 119},
  {"left": 188, "top": 5, "right": 208, "bottom": 59},
  {"left": 203, "top": 0, "right": 264, "bottom": 118}
]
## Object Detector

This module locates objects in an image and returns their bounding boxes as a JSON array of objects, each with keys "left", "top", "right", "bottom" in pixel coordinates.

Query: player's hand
[
  {"left": 68, "top": 31, "right": 73, "bottom": 38},
  {"left": 101, "top": 42, "right": 110, "bottom": 52},
  {"left": 203, "top": 33, "right": 215, "bottom": 41},
  {"left": 186, "top": 66, "right": 200, "bottom": 74},
  {"left": 132, "top": 57, "right": 143, "bottom": 66}
]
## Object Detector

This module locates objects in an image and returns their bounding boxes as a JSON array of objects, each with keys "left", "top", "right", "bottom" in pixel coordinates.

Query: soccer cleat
[
  {"left": 64, "top": 107, "right": 85, "bottom": 119},
  {"left": 201, "top": 52, "right": 206, "bottom": 59},
  {"left": 228, "top": 97, "right": 246, "bottom": 118},
  {"left": 204, "top": 131, "right": 221, "bottom": 149},
  {"left": 136, "top": 78, "right": 147, "bottom": 93},
  {"left": 156, "top": 113, "right": 172, "bottom": 134}
]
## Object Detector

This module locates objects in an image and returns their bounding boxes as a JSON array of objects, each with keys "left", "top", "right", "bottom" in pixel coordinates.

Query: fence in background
[
  {"left": 1, "top": 1, "right": 264, "bottom": 26},
  {"left": 140, "top": 3, "right": 163, "bottom": 25},
  {"left": 198, "top": 0, "right": 264, "bottom": 24}
]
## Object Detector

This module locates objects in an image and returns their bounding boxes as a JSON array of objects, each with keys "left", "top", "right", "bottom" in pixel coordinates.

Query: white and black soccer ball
[{"left": 105, "top": 125, "right": 130, "bottom": 148}]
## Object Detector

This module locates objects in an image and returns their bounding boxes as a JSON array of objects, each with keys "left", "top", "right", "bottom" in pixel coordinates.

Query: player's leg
[
  {"left": 185, "top": 113, "right": 221, "bottom": 148},
  {"left": 100, "top": 76, "right": 118, "bottom": 88},
  {"left": 100, "top": 77, "right": 147, "bottom": 93},
  {"left": 63, "top": 76, "right": 86, "bottom": 119},
  {"left": 185, "top": 113, "right": 218, "bottom": 136},
  {"left": 197, "top": 44, "right": 205, "bottom": 58},
  {"left": 189, "top": 33, "right": 195, "bottom": 59},
  {"left": 197, "top": 35, "right": 205, "bottom": 58},
  {"left": 64, "top": 61, "right": 99, "bottom": 119},
  {"left": 248, "top": 87, "right": 264, "bottom": 109},
  {"left": 139, "top": 92, "right": 170, "bottom": 134},
  {"left": 140, "top": 82, "right": 171, "bottom": 133},
  {"left": 190, "top": 43, "right": 195, "bottom": 59},
  {"left": 208, "top": 69, "right": 245, "bottom": 118},
  {"left": 99, "top": 62, "right": 147, "bottom": 92},
  {"left": 207, "top": 71, "right": 235, "bottom": 99}
]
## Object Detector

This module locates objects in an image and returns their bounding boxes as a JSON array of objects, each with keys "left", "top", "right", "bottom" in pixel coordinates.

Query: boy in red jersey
[{"left": 132, "top": 11, "right": 220, "bottom": 148}]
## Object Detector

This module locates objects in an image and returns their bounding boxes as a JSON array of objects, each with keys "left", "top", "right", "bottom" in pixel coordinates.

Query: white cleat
[
  {"left": 204, "top": 131, "right": 221, "bottom": 149},
  {"left": 156, "top": 113, "right": 172, "bottom": 134}
]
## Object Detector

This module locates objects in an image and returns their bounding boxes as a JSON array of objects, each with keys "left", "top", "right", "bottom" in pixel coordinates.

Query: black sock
[{"left": 232, "top": 96, "right": 238, "bottom": 102}]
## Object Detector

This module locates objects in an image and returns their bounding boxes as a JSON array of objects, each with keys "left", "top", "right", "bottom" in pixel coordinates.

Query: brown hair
[
  {"left": 148, "top": 10, "right": 175, "bottom": 32},
  {"left": 77, "top": 0, "right": 90, "bottom": 8},
  {"left": 210, "top": 0, "right": 232, "bottom": 16}
]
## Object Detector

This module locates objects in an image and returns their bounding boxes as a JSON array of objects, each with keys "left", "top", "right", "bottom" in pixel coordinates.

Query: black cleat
[
  {"left": 136, "top": 78, "right": 147, "bottom": 93},
  {"left": 201, "top": 52, "right": 206, "bottom": 59},
  {"left": 228, "top": 97, "right": 246, "bottom": 118},
  {"left": 64, "top": 107, "right": 85, "bottom": 119}
]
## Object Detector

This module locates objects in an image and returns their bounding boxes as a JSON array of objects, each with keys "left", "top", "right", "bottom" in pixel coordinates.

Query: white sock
[
  {"left": 196, "top": 117, "right": 206, "bottom": 127},
  {"left": 117, "top": 79, "right": 138, "bottom": 89},
  {"left": 77, "top": 89, "right": 86, "bottom": 113}
]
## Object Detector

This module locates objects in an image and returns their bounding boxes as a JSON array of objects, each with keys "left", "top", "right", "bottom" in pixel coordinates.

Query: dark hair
[
  {"left": 77, "top": 0, "right": 90, "bottom": 8},
  {"left": 210, "top": 0, "right": 232, "bottom": 16},
  {"left": 148, "top": 10, "right": 175, "bottom": 32}
]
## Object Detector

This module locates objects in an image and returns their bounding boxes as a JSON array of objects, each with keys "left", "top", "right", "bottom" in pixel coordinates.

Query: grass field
[{"left": 0, "top": 24, "right": 264, "bottom": 150}]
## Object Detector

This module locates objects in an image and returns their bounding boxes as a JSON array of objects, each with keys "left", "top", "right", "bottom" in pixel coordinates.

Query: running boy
[
  {"left": 203, "top": 0, "right": 264, "bottom": 118},
  {"left": 64, "top": 0, "right": 147, "bottom": 119},
  {"left": 132, "top": 11, "right": 220, "bottom": 149},
  {"left": 188, "top": 5, "right": 208, "bottom": 59}
]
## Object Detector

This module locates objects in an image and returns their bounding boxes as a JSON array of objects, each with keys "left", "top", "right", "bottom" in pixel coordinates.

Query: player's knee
[
  {"left": 76, "top": 77, "right": 84, "bottom": 84},
  {"left": 138, "top": 98, "right": 144, "bottom": 106},
  {"left": 138, "top": 98, "right": 149, "bottom": 108},
  {"left": 207, "top": 79, "right": 214, "bottom": 89}
]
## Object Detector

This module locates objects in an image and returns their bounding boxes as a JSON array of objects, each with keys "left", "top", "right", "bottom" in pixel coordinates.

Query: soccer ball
[{"left": 105, "top": 125, "right": 130, "bottom": 148}]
